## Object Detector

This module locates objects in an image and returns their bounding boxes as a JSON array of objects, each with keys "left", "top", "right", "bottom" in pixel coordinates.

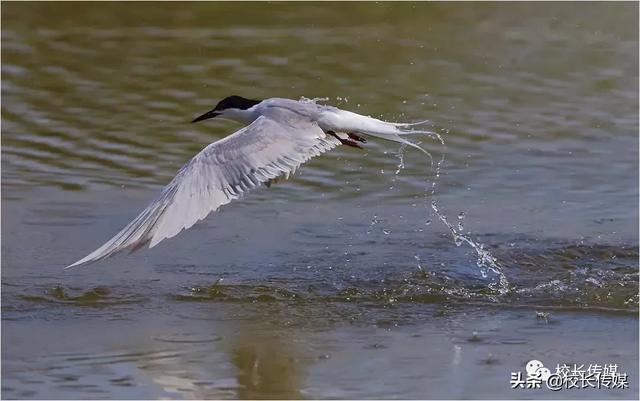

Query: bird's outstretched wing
[{"left": 66, "top": 115, "right": 341, "bottom": 268}]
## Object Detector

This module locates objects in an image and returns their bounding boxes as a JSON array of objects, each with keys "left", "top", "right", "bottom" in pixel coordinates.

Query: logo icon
[{"left": 526, "top": 360, "right": 552, "bottom": 381}]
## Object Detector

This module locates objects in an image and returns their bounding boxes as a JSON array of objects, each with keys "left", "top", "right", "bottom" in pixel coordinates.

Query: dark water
[{"left": 2, "top": 2, "right": 638, "bottom": 399}]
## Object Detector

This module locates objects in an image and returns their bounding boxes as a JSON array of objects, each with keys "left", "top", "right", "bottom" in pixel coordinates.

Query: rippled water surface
[{"left": 2, "top": 2, "right": 638, "bottom": 399}]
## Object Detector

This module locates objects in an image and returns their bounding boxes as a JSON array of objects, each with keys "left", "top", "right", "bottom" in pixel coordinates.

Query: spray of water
[
  {"left": 397, "top": 124, "right": 510, "bottom": 295},
  {"left": 302, "top": 96, "right": 509, "bottom": 294},
  {"left": 299, "top": 96, "right": 330, "bottom": 104}
]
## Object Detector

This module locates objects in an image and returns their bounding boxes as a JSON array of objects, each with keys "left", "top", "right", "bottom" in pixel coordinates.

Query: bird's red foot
[{"left": 326, "top": 131, "right": 364, "bottom": 149}]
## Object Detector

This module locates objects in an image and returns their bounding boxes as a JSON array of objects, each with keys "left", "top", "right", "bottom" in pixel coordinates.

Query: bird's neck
[{"left": 223, "top": 108, "right": 258, "bottom": 125}]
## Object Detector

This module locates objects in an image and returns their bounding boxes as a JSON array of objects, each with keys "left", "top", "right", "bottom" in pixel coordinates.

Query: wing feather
[{"left": 67, "top": 115, "right": 341, "bottom": 268}]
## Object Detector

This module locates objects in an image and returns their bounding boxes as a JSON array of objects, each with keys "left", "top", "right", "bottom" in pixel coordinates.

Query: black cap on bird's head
[{"left": 191, "top": 95, "right": 262, "bottom": 123}]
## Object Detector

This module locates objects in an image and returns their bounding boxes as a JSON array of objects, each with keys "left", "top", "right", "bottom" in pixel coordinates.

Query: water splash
[
  {"left": 395, "top": 143, "right": 407, "bottom": 175},
  {"left": 397, "top": 125, "right": 510, "bottom": 295},
  {"left": 299, "top": 96, "right": 330, "bottom": 104},
  {"left": 430, "top": 200, "right": 510, "bottom": 294}
]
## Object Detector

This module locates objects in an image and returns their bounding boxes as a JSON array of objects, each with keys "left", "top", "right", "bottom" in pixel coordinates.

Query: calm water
[{"left": 2, "top": 2, "right": 638, "bottom": 399}]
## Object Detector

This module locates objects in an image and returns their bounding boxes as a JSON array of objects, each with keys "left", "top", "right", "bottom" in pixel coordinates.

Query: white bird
[{"left": 66, "top": 96, "right": 433, "bottom": 268}]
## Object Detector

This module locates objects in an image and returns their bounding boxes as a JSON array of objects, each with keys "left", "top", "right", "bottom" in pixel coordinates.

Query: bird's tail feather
[
  {"left": 325, "top": 110, "right": 441, "bottom": 166},
  {"left": 358, "top": 129, "right": 435, "bottom": 167},
  {"left": 321, "top": 109, "right": 439, "bottom": 155}
]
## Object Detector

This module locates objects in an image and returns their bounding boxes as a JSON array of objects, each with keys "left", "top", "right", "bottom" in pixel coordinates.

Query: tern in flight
[{"left": 67, "top": 96, "right": 433, "bottom": 268}]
